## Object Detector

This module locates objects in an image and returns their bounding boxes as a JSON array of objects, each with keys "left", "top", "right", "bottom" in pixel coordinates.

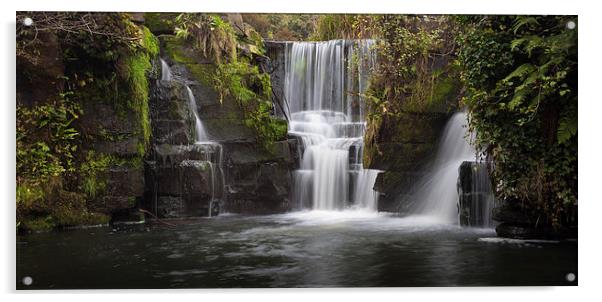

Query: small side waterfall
[
  {"left": 185, "top": 86, "right": 209, "bottom": 142},
  {"left": 160, "top": 59, "right": 173, "bottom": 81},
  {"left": 353, "top": 169, "right": 380, "bottom": 211},
  {"left": 285, "top": 40, "right": 380, "bottom": 211},
  {"left": 411, "top": 112, "right": 476, "bottom": 224},
  {"left": 458, "top": 161, "right": 497, "bottom": 227},
  {"left": 192, "top": 142, "right": 225, "bottom": 217},
  {"left": 160, "top": 59, "right": 224, "bottom": 217}
]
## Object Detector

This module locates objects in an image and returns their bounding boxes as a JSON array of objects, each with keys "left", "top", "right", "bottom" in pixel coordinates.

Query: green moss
[
  {"left": 141, "top": 26, "right": 160, "bottom": 57},
  {"left": 53, "top": 206, "right": 110, "bottom": 227},
  {"left": 162, "top": 36, "right": 196, "bottom": 64},
  {"left": 429, "top": 75, "right": 458, "bottom": 107},
  {"left": 21, "top": 216, "right": 56, "bottom": 232},
  {"left": 143, "top": 13, "right": 179, "bottom": 35},
  {"left": 16, "top": 183, "right": 44, "bottom": 208},
  {"left": 162, "top": 36, "right": 218, "bottom": 85},
  {"left": 186, "top": 63, "right": 217, "bottom": 87},
  {"left": 123, "top": 52, "right": 152, "bottom": 155}
]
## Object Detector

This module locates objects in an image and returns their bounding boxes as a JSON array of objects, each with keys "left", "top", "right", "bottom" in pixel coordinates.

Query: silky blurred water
[{"left": 17, "top": 211, "right": 577, "bottom": 289}]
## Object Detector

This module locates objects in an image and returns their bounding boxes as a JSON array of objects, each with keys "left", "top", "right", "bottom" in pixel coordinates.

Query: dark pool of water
[{"left": 16, "top": 211, "right": 577, "bottom": 289}]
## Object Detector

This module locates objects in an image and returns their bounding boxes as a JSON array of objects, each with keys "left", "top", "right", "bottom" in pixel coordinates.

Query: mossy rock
[
  {"left": 161, "top": 35, "right": 217, "bottom": 87},
  {"left": 20, "top": 216, "right": 56, "bottom": 232},
  {"left": 428, "top": 73, "right": 461, "bottom": 111},
  {"left": 161, "top": 35, "right": 198, "bottom": 64},
  {"left": 143, "top": 13, "right": 179, "bottom": 35},
  {"left": 20, "top": 209, "right": 110, "bottom": 232}
]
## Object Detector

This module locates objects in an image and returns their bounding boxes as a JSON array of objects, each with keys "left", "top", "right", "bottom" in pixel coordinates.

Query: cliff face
[
  {"left": 143, "top": 34, "right": 296, "bottom": 217},
  {"left": 16, "top": 13, "right": 298, "bottom": 232},
  {"left": 16, "top": 13, "right": 152, "bottom": 231}
]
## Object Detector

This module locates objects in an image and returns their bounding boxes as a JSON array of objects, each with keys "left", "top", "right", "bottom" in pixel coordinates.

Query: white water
[
  {"left": 185, "top": 87, "right": 224, "bottom": 217},
  {"left": 412, "top": 112, "right": 476, "bottom": 224},
  {"left": 160, "top": 59, "right": 173, "bottom": 81},
  {"left": 185, "top": 86, "right": 209, "bottom": 143},
  {"left": 161, "top": 58, "right": 223, "bottom": 217},
  {"left": 191, "top": 142, "right": 225, "bottom": 218},
  {"left": 285, "top": 40, "right": 380, "bottom": 211},
  {"left": 469, "top": 163, "right": 496, "bottom": 227}
]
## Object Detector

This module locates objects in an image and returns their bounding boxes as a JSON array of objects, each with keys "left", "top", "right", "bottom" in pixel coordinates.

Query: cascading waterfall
[
  {"left": 411, "top": 112, "right": 478, "bottom": 224},
  {"left": 161, "top": 59, "right": 224, "bottom": 217},
  {"left": 285, "top": 40, "right": 380, "bottom": 211}
]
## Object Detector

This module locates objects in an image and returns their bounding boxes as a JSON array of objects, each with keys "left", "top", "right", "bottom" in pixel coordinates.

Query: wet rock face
[
  {"left": 17, "top": 30, "right": 150, "bottom": 221},
  {"left": 144, "top": 144, "right": 223, "bottom": 217},
  {"left": 265, "top": 41, "right": 288, "bottom": 119},
  {"left": 150, "top": 80, "right": 194, "bottom": 145},
  {"left": 366, "top": 112, "right": 449, "bottom": 212},
  {"left": 457, "top": 161, "right": 497, "bottom": 227},
  {"left": 143, "top": 37, "right": 296, "bottom": 217},
  {"left": 222, "top": 141, "right": 294, "bottom": 214},
  {"left": 16, "top": 31, "right": 65, "bottom": 107}
]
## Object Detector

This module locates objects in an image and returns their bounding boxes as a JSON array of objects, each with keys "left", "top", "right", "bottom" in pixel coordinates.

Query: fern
[
  {"left": 512, "top": 16, "right": 539, "bottom": 34},
  {"left": 557, "top": 110, "right": 577, "bottom": 144},
  {"left": 502, "top": 63, "right": 535, "bottom": 83}
]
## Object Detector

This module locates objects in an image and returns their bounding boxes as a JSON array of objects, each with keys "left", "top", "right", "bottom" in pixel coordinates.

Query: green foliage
[
  {"left": 78, "top": 151, "right": 113, "bottom": 198},
  {"left": 365, "top": 15, "right": 460, "bottom": 119},
  {"left": 141, "top": 26, "right": 160, "bottom": 57},
  {"left": 215, "top": 61, "right": 268, "bottom": 104},
  {"left": 310, "top": 14, "right": 379, "bottom": 41},
  {"left": 16, "top": 13, "right": 156, "bottom": 231},
  {"left": 21, "top": 215, "right": 56, "bottom": 232},
  {"left": 17, "top": 97, "right": 82, "bottom": 182},
  {"left": 215, "top": 59, "right": 286, "bottom": 148},
  {"left": 174, "top": 13, "right": 237, "bottom": 63},
  {"left": 243, "top": 14, "right": 318, "bottom": 41},
  {"left": 174, "top": 13, "right": 287, "bottom": 149},
  {"left": 16, "top": 183, "right": 45, "bottom": 208},
  {"left": 122, "top": 51, "right": 152, "bottom": 153},
  {"left": 457, "top": 16, "right": 577, "bottom": 227},
  {"left": 143, "top": 12, "right": 179, "bottom": 34}
]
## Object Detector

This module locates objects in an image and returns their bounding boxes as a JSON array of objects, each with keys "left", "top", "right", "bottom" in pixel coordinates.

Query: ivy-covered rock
[{"left": 457, "top": 16, "right": 578, "bottom": 232}]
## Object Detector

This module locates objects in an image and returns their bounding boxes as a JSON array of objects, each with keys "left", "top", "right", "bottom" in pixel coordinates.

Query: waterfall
[
  {"left": 185, "top": 86, "right": 209, "bottom": 142},
  {"left": 354, "top": 169, "right": 380, "bottom": 211},
  {"left": 160, "top": 59, "right": 173, "bottom": 81},
  {"left": 457, "top": 161, "right": 497, "bottom": 227},
  {"left": 161, "top": 58, "right": 223, "bottom": 217},
  {"left": 192, "top": 142, "right": 225, "bottom": 218},
  {"left": 411, "top": 112, "right": 477, "bottom": 224},
  {"left": 471, "top": 163, "right": 496, "bottom": 227},
  {"left": 285, "top": 40, "right": 380, "bottom": 211},
  {"left": 185, "top": 88, "right": 224, "bottom": 217}
]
